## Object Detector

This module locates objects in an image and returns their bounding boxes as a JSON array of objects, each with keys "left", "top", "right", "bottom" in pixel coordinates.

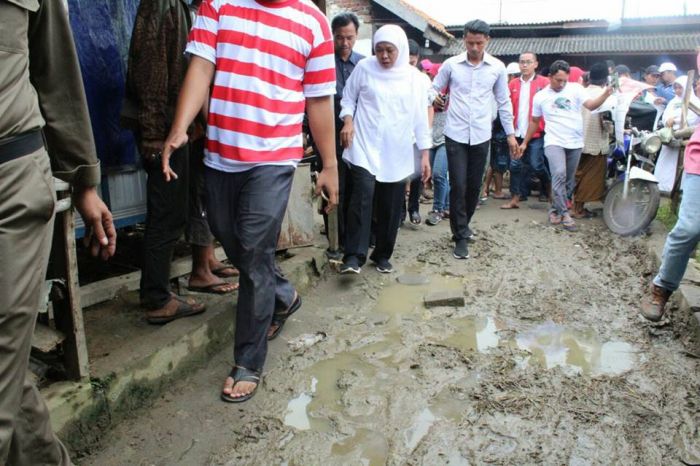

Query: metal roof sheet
[{"left": 440, "top": 32, "right": 700, "bottom": 56}]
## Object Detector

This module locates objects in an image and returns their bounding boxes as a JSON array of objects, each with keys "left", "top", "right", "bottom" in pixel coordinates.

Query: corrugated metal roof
[
  {"left": 445, "top": 18, "right": 597, "bottom": 29},
  {"left": 440, "top": 32, "right": 700, "bottom": 56},
  {"left": 444, "top": 13, "right": 700, "bottom": 30}
]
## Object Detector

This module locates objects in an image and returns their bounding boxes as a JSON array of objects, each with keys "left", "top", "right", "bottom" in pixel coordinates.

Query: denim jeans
[
  {"left": 529, "top": 136, "right": 550, "bottom": 181},
  {"left": 204, "top": 165, "right": 297, "bottom": 371},
  {"left": 510, "top": 136, "right": 544, "bottom": 198},
  {"left": 430, "top": 144, "right": 450, "bottom": 212},
  {"left": 654, "top": 173, "right": 700, "bottom": 292}
]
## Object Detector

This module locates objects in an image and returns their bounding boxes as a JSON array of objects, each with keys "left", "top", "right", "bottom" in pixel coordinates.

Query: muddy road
[{"left": 82, "top": 202, "right": 700, "bottom": 465}]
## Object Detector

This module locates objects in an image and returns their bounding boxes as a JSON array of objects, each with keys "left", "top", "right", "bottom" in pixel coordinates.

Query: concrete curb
[
  {"left": 645, "top": 221, "right": 700, "bottom": 339},
  {"left": 43, "top": 247, "right": 328, "bottom": 457}
]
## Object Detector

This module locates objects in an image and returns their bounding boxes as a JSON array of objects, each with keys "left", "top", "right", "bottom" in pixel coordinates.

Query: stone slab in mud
[
  {"left": 80, "top": 201, "right": 700, "bottom": 466},
  {"left": 423, "top": 290, "right": 465, "bottom": 308}
]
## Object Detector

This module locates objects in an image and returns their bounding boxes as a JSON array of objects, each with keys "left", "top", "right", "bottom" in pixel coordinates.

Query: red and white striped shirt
[{"left": 186, "top": 0, "right": 335, "bottom": 172}]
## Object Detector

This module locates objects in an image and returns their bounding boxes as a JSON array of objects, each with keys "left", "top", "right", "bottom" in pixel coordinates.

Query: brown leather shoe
[{"left": 640, "top": 284, "right": 672, "bottom": 322}]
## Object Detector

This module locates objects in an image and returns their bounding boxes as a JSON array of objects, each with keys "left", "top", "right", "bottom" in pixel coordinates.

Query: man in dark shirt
[{"left": 329, "top": 12, "right": 364, "bottom": 249}]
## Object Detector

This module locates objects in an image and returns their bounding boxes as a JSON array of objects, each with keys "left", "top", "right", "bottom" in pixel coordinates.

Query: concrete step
[{"left": 43, "top": 246, "right": 327, "bottom": 455}]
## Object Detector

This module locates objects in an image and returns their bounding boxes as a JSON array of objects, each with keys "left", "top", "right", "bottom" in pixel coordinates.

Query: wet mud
[{"left": 82, "top": 205, "right": 700, "bottom": 466}]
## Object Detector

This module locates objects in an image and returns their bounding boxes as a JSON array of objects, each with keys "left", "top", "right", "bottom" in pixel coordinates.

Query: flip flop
[
  {"left": 220, "top": 366, "right": 260, "bottom": 403},
  {"left": 491, "top": 193, "right": 511, "bottom": 200},
  {"left": 267, "top": 294, "right": 302, "bottom": 341},
  {"left": 500, "top": 203, "right": 519, "bottom": 209},
  {"left": 187, "top": 282, "right": 238, "bottom": 294},
  {"left": 146, "top": 296, "right": 206, "bottom": 325},
  {"left": 561, "top": 217, "right": 578, "bottom": 232},
  {"left": 212, "top": 266, "right": 239, "bottom": 278}
]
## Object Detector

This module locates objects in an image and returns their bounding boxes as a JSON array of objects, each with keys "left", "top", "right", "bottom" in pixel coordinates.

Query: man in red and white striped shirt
[{"left": 161, "top": 0, "right": 338, "bottom": 403}]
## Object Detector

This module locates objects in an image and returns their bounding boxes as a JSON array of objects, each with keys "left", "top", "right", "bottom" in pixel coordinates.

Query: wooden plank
[
  {"left": 51, "top": 190, "right": 90, "bottom": 380},
  {"left": 80, "top": 246, "right": 229, "bottom": 308}
]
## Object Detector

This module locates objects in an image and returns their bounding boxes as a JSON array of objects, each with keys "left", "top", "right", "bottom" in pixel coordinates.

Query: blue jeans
[
  {"left": 654, "top": 173, "right": 700, "bottom": 292},
  {"left": 510, "top": 136, "right": 545, "bottom": 198},
  {"left": 430, "top": 144, "right": 450, "bottom": 212},
  {"left": 529, "top": 136, "right": 550, "bottom": 181}
]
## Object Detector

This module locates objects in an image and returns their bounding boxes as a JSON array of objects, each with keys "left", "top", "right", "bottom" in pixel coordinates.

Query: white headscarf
[
  {"left": 368, "top": 25, "right": 410, "bottom": 78},
  {"left": 674, "top": 75, "right": 688, "bottom": 95}
]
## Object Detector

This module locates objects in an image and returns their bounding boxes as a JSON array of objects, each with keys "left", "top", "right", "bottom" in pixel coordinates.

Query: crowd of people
[{"left": 1, "top": 0, "right": 700, "bottom": 464}]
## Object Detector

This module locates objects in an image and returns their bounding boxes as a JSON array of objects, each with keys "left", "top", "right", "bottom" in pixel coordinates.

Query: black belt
[{"left": 0, "top": 130, "right": 44, "bottom": 165}]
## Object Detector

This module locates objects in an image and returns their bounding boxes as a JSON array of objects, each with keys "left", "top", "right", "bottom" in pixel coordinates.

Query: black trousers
[
  {"left": 445, "top": 137, "right": 489, "bottom": 241},
  {"left": 407, "top": 176, "right": 421, "bottom": 214},
  {"left": 204, "top": 165, "right": 296, "bottom": 371},
  {"left": 344, "top": 162, "right": 405, "bottom": 266},
  {"left": 140, "top": 144, "right": 189, "bottom": 309}
]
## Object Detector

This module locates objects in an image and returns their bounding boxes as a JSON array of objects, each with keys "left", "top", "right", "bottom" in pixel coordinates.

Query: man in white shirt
[
  {"left": 520, "top": 60, "right": 612, "bottom": 232},
  {"left": 432, "top": 19, "right": 517, "bottom": 260}
]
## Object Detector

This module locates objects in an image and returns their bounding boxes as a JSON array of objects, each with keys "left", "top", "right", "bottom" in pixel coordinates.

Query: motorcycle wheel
[{"left": 603, "top": 179, "right": 660, "bottom": 236}]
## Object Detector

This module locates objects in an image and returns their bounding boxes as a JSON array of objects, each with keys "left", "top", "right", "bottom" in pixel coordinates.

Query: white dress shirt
[
  {"left": 516, "top": 75, "right": 533, "bottom": 138},
  {"left": 431, "top": 52, "right": 515, "bottom": 145}
]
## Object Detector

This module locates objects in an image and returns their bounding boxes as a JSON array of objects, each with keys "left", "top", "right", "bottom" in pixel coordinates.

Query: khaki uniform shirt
[{"left": 0, "top": 0, "right": 100, "bottom": 187}]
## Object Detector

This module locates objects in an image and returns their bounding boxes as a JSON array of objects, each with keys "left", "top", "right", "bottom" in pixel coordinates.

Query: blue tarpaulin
[{"left": 67, "top": 0, "right": 139, "bottom": 170}]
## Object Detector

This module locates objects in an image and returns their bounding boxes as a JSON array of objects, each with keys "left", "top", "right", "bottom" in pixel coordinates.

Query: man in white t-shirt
[{"left": 519, "top": 60, "right": 612, "bottom": 231}]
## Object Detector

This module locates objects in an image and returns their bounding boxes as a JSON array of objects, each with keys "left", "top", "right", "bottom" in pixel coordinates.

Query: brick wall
[{"left": 326, "top": 0, "right": 373, "bottom": 40}]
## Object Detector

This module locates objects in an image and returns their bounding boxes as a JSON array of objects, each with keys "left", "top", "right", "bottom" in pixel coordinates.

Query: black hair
[
  {"left": 408, "top": 39, "right": 420, "bottom": 56},
  {"left": 606, "top": 59, "right": 615, "bottom": 70},
  {"left": 589, "top": 62, "right": 609, "bottom": 86},
  {"left": 464, "top": 19, "right": 490, "bottom": 37},
  {"left": 614, "top": 64, "right": 631, "bottom": 76},
  {"left": 331, "top": 13, "right": 360, "bottom": 33},
  {"left": 520, "top": 51, "right": 538, "bottom": 62},
  {"left": 549, "top": 59, "right": 570, "bottom": 76}
]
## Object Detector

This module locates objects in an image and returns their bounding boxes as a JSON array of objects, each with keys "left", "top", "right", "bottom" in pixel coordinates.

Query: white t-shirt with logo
[{"left": 532, "top": 83, "right": 588, "bottom": 149}]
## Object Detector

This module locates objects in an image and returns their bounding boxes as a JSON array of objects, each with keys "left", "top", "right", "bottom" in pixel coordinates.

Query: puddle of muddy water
[
  {"left": 441, "top": 316, "right": 502, "bottom": 353},
  {"left": 438, "top": 317, "right": 638, "bottom": 377},
  {"left": 514, "top": 322, "right": 637, "bottom": 376},
  {"left": 374, "top": 275, "right": 463, "bottom": 318},
  {"left": 283, "top": 377, "right": 317, "bottom": 431},
  {"left": 404, "top": 408, "right": 437, "bottom": 450},
  {"left": 330, "top": 428, "right": 389, "bottom": 465}
]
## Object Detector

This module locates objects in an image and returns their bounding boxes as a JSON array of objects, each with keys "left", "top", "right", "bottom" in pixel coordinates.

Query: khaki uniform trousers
[{"left": 0, "top": 148, "right": 72, "bottom": 465}]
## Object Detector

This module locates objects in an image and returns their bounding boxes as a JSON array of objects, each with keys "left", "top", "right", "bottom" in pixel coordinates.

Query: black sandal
[
  {"left": 267, "top": 294, "right": 302, "bottom": 341},
  {"left": 146, "top": 296, "right": 206, "bottom": 325},
  {"left": 220, "top": 366, "right": 261, "bottom": 403}
]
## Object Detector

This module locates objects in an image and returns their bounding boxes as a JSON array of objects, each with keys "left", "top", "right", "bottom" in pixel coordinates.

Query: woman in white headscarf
[
  {"left": 654, "top": 75, "right": 700, "bottom": 192},
  {"left": 337, "top": 25, "right": 432, "bottom": 274}
]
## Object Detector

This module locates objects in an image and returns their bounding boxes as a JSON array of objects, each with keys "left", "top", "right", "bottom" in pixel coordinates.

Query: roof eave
[{"left": 370, "top": 0, "right": 452, "bottom": 43}]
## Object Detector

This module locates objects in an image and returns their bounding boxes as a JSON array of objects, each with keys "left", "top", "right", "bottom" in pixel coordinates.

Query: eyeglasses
[{"left": 518, "top": 60, "right": 534, "bottom": 65}]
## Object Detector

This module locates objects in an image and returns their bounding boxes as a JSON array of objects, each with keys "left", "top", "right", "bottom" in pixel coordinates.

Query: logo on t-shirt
[{"left": 553, "top": 97, "right": 573, "bottom": 110}]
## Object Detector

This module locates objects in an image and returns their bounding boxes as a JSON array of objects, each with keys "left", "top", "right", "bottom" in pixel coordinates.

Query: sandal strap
[{"left": 230, "top": 366, "right": 261, "bottom": 383}]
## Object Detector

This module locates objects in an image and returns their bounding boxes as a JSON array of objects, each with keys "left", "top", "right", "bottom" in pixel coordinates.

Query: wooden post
[{"left": 49, "top": 179, "right": 90, "bottom": 380}]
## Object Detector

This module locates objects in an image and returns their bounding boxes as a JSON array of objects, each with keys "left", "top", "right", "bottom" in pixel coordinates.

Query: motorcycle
[{"left": 602, "top": 123, "right": 662, "bottom": 236}]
